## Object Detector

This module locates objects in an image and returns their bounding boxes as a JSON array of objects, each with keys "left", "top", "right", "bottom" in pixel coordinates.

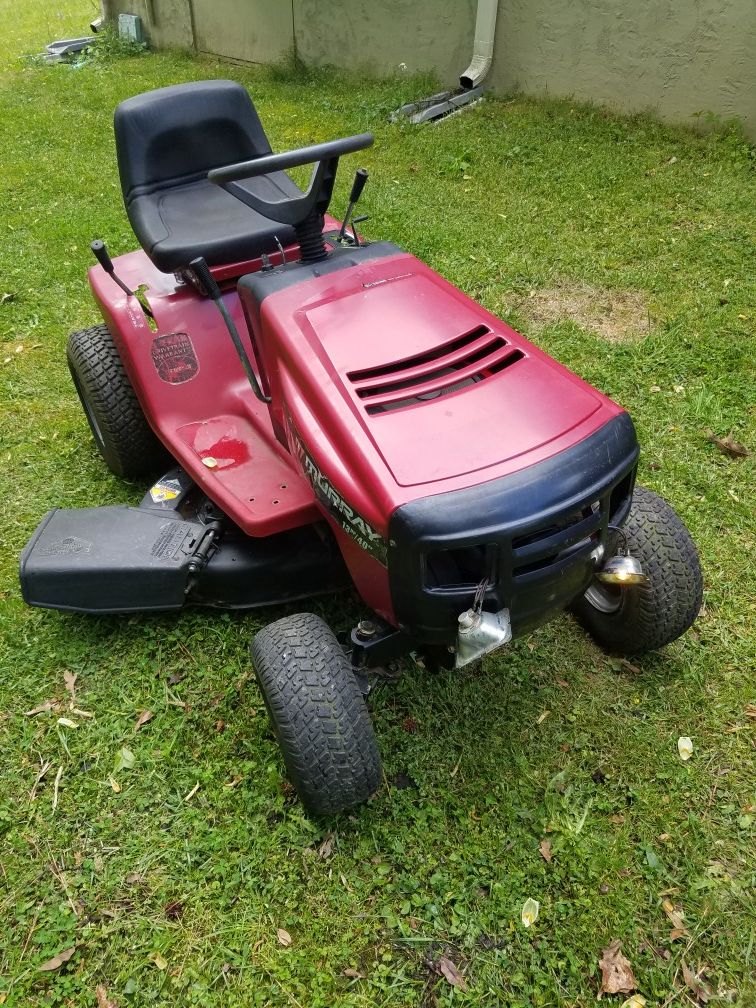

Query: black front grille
[{"left": 387, "top": 413, "right": 640, "bottom": 645}]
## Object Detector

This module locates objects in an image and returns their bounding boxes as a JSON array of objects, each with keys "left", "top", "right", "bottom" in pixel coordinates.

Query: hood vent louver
[{"left": 348, "top": 324, "right": 524, "bottom": 415}]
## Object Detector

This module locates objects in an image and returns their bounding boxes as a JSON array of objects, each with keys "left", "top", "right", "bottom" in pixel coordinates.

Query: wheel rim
[{"left": 584, "top": 580, "right": 623, "bottom": 614}]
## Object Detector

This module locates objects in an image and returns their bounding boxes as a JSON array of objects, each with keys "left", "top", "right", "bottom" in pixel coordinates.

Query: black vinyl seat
[{"left": 114, "top": 80, "right": 301, "bottom": 273}]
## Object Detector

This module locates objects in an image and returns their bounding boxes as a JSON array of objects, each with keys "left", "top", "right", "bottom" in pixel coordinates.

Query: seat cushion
[{"left": 127, "top": 169, "right": 302, "bottom": 273}]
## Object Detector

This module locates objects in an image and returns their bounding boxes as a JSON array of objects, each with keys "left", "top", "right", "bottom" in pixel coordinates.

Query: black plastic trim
[
  {"left": 388, "top": 412, "right": 639, "bottom": 644},
  {"left": 238, "top": 240, "right": 404, "bottom": 306}
]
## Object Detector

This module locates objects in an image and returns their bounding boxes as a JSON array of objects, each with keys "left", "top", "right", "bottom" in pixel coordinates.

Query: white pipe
[{"left": 460, "top": 0, "right": 499, "bottom": 89}]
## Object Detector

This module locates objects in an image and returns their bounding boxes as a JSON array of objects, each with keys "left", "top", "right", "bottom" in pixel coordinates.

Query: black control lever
[
  {"left": 337, "top": 168, "right": 369, "bottom": 245},
  {"left": 188, "top": 257, "right": 271, "bottom": 404},
  {"left": 91, "top": 240, "right": 135, "bottom": 299}
]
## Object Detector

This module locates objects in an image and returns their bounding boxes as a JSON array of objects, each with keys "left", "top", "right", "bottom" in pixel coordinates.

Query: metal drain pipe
[{"left": 460, "top": 0, "right": 499, "bottom": 89}]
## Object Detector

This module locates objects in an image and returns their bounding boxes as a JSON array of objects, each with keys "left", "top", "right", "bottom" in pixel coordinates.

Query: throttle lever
[{"left": 338, "top": 168, "right": 369, "bottom": 245}]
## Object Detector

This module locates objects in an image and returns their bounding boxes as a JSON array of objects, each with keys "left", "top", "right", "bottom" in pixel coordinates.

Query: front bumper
[{"left": 387, "top": 412, "right": 639, "bottom": 645}]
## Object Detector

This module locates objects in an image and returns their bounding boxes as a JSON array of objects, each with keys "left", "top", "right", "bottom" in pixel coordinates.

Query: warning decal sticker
[
  {"left": 149, "top": 478, "right": 182, "bottom": 503},
  {"left": 151, "top": 332, "right": 199, "bottom": 384}
]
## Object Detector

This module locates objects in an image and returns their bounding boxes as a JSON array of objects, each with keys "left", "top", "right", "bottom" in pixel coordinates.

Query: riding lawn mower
[{"left": 19, "top": 80, "right": 703, "bottom": 814}]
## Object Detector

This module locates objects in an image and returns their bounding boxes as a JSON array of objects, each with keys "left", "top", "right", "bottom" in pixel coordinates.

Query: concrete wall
[
  {"left": 193, "top": 0, "right": 293, "bottom": 64},
  {"left": 102, "top": 0, "right": 756, "bottom": 138},
  {"left": 293, "top": 0, "right": 476, "bottom": 86},
  {"left": 490, "top": 0, "right": 756, "bottom": 138}
]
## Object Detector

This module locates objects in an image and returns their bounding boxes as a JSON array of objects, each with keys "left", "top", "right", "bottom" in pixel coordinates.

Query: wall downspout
[{"left": 460, "top": 0, "right": 499, "bottom": 89}]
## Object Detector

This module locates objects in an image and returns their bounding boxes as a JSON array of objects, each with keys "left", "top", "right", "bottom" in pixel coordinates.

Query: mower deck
[{"left": 20, "top": 468, "right": 349, "bottom": 614}]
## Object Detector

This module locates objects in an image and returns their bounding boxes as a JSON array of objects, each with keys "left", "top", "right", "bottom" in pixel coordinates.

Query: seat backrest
[{"left": 114, "top": 80, "right": 272, "bottom": 203}]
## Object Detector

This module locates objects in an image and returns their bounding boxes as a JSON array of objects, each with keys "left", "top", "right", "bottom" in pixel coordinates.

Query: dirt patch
[{"left": 516, "top": 283, "right": 652, "bottom": 342}]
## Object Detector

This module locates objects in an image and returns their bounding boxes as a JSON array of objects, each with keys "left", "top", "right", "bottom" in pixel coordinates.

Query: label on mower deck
[
  {"left": 288, "top": 422, "right": 388, "bottom": 566},
  {"left": 38, "top": 535, "right": 92, "bottom": 556},
  {"left": 149, "top": 478, "right": 182, "bottom": 503},
  {"left": 151, "top": 332, "right": 199, "bottom": 384},
  {"left": 150, "top": 523, "right": 194, "bottom": 561}
]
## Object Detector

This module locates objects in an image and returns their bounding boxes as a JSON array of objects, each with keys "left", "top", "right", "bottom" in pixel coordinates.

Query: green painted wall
[{"left": 102, "top": 0, "right": 756, "bottom": 137}]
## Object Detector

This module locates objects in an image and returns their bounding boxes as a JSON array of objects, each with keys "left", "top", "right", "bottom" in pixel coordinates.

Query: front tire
[
  {"left": 251, "top": 613, "right": 382, "bottom": 815},
  {"left": 572, "top": 485, "right": 702, "bottom": 654},
  {"left": 67, "top": 323, "right": 168, "bottom": 479}
]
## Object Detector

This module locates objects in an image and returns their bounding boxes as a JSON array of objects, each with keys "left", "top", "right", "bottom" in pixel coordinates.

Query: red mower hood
[{"left": 291, "top": 256, "right": 607, "bottom": 488}]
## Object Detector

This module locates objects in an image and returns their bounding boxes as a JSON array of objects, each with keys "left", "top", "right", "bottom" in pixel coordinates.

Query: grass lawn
[{"left": 1, "top": 2, "right": 755, "bottom": 1005}]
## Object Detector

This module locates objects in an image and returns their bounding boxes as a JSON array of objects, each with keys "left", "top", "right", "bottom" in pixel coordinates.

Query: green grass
[{"left": 1, "top": 2, "right": 755, "bottom": 1006}]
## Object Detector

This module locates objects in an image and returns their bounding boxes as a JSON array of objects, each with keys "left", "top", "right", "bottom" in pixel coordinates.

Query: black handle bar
[
  {"left": 208, "top": 133, "right": 374, "bottom": 228},
  {"left": 208, "top": 133, "right": 373, "bottom": 186}
]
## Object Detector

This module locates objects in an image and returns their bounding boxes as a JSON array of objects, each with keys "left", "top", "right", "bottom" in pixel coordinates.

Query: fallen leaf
[
  {"left": 682, "top": 961, "right": 713, "bottom": 1004},
  {"left": 25, "top": 699, "right": 59, "bottom": 716},
  {"left": 38, "top": 946, "right": 76, "bottom": 972},
  {"left": 183, "top": 781, "right": 200, "bottom": 801},
  {"left": 621, "top": 997, "right": 646, "bottom": 1008},
  {"left": 342, "top": 967, "right": 364, "bottom": 979},
  {"left": 536, "top": 710, "right": 550, "bottom": 724},
  {"left": 317, "top": 834, "right": 335, "bottom": 859},
  {"left": 57, "top": 717, "right": 78, "bottom": 729},
  {"left": 539, "top": 838, "right": 553, "bottom": 863},
  {"left": 108, "top": 776, "right": 121, "bottom": 793},
  {"left": 63, "top": 671, "right": 77, "bottom": 703},
  {"left": 618, "top": 658, "right": 642, "bottom": 675},
  {"left": 678, "top": 736, "right": 694, "bottom": 761},
  {"left": 126, "top": 872, "right": 145, "bottom": 884},
  {"left": 661, "top": 898, "right": 687, "bottom": 934},
  {"left": 402, "top": 716, "right": 419, "bottom": 732},
  {"left": 52, "top": 765, "right": 63, "bottom": 814},
  {"left": 114, "top": 747, "right": 135, "bottom": 772},
  {"left": 134, "top": 709, "right": 153, "bottom": 732},
  {"left": 167, "top": 671, "right": 184, "bottom": 685},
  {"left": 435, "top": 955, "right": 468, "bottom": 991},
  {"left": 521, "top": 897, "right": 540, "bottom": 927},
  {"left": 599, "top": 940, "right": 637, "bottom": 995},
  {"left": 277, "top": 928, "right": 292, "bottom": 947},
  {"left": 704, "top": 429, "right": 749, "bottom": 458},
  {"left": 95, "top": 985, "right": 117, "bottom": 1008},
  {"left": 556, "top": 678, "right": 570, "bottom": 688},
  {"left": 29, "top": 760, "right": 52, "bottom": 801},
  {"left": 670, "top": 927, "right": 688, "bottom": 941},
  {"left": 151, "top": 952, "right": 167, "bottom": 971}
]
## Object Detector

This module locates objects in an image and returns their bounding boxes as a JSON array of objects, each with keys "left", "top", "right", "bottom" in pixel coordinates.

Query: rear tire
[
  {"left": 251, "top": 613, "right": 382, "bottom": 815},
  {"left": 67, "top": 323, "right": 168, "bottom": 479},
  {"left": 572, "top": 485, "right": 702, "bottom": 654}
]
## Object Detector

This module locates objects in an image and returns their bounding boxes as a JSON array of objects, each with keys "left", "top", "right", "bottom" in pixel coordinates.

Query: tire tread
[
  {"left": 573, "top": 486, "right": 702, "bottom": 654},
  {"left": 67, "top": 323, "right": 167, "bottom": 479},
  {"left": 251, "top": 613, "right": 382, "bottom": 815}
]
